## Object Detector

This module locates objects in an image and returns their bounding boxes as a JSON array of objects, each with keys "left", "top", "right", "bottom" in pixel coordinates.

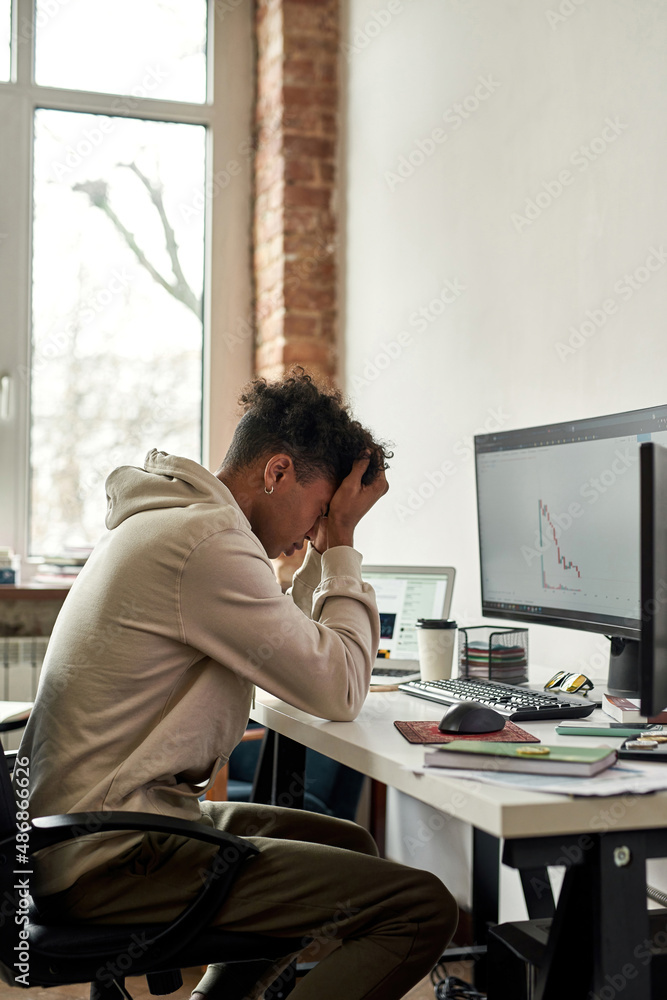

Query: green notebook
[{"left": 424, "top": 741, "right": 617, "bottom": 777}]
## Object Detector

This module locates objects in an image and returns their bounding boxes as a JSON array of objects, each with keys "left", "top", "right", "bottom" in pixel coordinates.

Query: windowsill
[{"left": 0, "top": 584, "right": 71, "bottom": 600}]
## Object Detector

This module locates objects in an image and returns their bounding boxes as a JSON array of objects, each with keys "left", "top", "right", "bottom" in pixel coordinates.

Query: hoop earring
[{"left": 264, "top": 485, "right": 274, "bottom": 495}]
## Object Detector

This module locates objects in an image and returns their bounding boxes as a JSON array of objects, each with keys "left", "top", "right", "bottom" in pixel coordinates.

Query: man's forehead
[{"left": 302, "top": 475, "right": 336, "bottom": 503}]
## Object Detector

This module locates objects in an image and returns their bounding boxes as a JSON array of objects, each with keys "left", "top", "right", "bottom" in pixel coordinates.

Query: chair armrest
[
  {"left": 29, "top": 811, "right": 258, "bottom": 857},
  {"left": 0, "top": 718, "right": 29, "bottom": 733}
]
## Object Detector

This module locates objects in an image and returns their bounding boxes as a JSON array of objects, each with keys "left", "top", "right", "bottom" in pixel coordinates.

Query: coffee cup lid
[{"left": 416, "top": 619, "right": 457, "bottom": 629}]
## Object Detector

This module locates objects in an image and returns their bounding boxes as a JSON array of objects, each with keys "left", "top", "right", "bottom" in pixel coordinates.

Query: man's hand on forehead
[{"left": 313, "top": 452, "right": 389, "bottom": 551}]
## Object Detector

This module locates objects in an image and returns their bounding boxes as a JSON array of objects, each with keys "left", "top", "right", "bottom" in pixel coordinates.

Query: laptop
[{"left": 362, "top": 566, "right": 456, "bottom": 684}]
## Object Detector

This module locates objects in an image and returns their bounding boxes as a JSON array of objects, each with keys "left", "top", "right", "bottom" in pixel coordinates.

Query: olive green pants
[{"left": 46, "top": 801, "right": 458, "bottom": 1000}]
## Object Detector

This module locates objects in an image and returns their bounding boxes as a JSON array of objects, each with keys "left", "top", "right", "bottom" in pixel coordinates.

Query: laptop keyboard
[
  {"left": 398, "top": 676, "right": 596, "bottom": 721},
  {"left": 372, "top": 667, "right": 420, "bottom": 678}
]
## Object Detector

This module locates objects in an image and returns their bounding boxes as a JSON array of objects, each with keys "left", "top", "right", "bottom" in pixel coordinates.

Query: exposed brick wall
[{"left": 254, "top": 0, "right": 339, "bottom": 380}]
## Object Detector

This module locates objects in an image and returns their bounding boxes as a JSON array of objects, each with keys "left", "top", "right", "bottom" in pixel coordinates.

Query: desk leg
[
  {"left": 520, "top": 868, "right": 555, "bottom": 919},
  {"left": 250, "top": 729, "right": 276, "bottom": 804},
  {"left": 370, "top": 780, "right": 387, "bottom": 857},
  {"left": 472, "top": 829, "right": 500, "bottom": 991},
  {"left": 533, "top": 832, "right": 650, "bottom": 1000},
  {"left": 271, "top": 734, "right": 306, "bottom": 810},
  {"left": 250, "top": 731, "right": 307, "bottom": 809}
]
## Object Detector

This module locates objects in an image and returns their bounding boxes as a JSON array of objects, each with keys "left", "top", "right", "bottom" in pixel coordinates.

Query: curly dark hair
[{"left": 222, "top": 367, "right": 392, "bottom": 486}]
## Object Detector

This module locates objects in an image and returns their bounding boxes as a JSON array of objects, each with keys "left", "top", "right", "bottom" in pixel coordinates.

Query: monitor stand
[{"left": 606, "top": 637, "right": 640, "bottom": 697}]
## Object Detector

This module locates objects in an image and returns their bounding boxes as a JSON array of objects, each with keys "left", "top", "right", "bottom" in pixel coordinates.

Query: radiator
[{"left": 0, "top": 636, "right": 48, "bottom": 701}]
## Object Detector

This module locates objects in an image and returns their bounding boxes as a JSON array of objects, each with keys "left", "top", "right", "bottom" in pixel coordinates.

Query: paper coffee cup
[{"left": 416, "top": 619, "right": 457, "bottom": 682}]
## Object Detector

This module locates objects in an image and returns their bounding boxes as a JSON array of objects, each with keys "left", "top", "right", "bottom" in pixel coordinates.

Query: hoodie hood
[{"left": 105, "top": 449, "right": 242, "bottom": 530}]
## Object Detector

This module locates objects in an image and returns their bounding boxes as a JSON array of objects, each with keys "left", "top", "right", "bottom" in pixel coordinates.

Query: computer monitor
[
  {"left": 640, "top": 441, "right": 667, "bottom": 715},
  {"left": 474, "top": 404, "right": 667, "bottom": 695}
]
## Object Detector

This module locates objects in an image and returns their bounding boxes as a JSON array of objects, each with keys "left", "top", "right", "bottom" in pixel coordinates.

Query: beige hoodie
[{"left": 19, "top": 450, "right": 379, "bottom": 894}]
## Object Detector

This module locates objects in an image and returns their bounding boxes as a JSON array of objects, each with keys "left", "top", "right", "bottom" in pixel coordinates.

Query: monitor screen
[{"left": 475, "top": 405, "right": 667, "bottom": 645}]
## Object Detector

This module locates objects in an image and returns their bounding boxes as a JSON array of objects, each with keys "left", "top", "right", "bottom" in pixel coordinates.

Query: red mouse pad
[{"left": 393, "top": 719, "right": 540, "bottom": 744}]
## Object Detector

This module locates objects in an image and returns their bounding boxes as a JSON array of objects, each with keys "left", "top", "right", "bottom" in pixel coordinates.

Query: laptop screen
[{"left": 361, "top": 566, "right": 456, "bottom": 660}]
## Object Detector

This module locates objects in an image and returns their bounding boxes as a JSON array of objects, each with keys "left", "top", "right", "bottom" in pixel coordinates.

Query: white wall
[
  {"left": 342, "top": 0, "right": 667, "bottom": 919},
  {"left": 343, "top": 0, "right": 667, "bottom": 675}
]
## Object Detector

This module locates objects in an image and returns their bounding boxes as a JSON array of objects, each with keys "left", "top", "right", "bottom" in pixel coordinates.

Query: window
[
  {"left": 0, "top": 0, "right": 254, "bottom": 571},
  {"left": 31, "top": 110, "right": 206, "bottom": 553},
  {"left": 0, "top": 0, "right": 9, "bottom": 81},
  {"left": 33, "top": 0, "right": 207, "bottom": 102}
]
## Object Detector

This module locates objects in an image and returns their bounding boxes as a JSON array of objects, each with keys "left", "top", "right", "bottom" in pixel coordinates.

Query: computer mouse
[{"left": 438, "top": 701, "right": 506, "bottom": 734}]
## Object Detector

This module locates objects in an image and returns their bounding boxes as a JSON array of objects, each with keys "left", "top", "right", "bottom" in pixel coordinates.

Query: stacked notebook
[
  {"left": 462, "top": 642, "right": 527, "bottom": 684},
  {"left": 424, "top": 741, "right": 617, "bottom": 777}
]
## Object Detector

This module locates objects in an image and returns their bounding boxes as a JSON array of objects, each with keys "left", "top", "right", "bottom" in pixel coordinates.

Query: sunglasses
[{"left": 544, "top": 671, "right": 594, "bottom": 696}]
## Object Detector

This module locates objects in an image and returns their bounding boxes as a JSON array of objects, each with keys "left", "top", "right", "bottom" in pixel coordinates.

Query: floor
[{"left": 0, "top": 961, "right": 475, "bottom": 1000}]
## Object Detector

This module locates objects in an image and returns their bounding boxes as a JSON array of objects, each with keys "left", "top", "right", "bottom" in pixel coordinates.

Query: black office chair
[{"left": 0, "top": 746, "right": 306, "bottom": 1000}]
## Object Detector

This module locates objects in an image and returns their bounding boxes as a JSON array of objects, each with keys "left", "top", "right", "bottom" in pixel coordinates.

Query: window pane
[
  {"left": 0, "top": 0, "right": 10, "bottom": 82},
  {"left": 30, "top": 109, "right": 206, "bottom": 556},
  {"left": 34, "top": 0, "right": 207, "bottom": 103}
]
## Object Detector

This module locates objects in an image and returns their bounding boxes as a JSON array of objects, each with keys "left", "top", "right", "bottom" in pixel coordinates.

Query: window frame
[{"left": 0, "top": 0, "right": 254, "bottom": 572}]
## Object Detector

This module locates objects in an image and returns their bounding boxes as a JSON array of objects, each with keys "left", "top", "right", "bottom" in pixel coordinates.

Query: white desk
[
  {"left": 250, "top": 688, "right": 667, "bottom": 838},
  {"left": 250, "top": 686, "right": 667, "bottom": 1000}
]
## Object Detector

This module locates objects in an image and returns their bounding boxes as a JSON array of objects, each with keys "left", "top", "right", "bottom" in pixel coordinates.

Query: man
[{"left": 19, "top": 369, "right": 457, "bottom": 1000}]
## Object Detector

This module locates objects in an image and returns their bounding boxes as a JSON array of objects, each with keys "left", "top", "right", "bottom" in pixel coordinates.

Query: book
[
  {"left": 424, "top": 741, "right": 617, "bottom": 777},
  {"left": 556, "top": 722, "right": 667, "bottom": 738},
  {"left": 601, "top": 693, "right": 667, "bottom": 725}
]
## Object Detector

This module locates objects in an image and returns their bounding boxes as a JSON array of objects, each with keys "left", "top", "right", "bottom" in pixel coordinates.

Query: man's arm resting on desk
[{"left": 180, "top": 535, "right": 379, "bottom": 722}]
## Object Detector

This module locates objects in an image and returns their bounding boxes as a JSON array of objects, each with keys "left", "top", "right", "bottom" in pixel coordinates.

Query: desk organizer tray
[
  {"left": 394, "top": 719, "right": 539, "bottom": 744},
  {"left": 458, "top": 626, "right": 529, "bottom": 685}
]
